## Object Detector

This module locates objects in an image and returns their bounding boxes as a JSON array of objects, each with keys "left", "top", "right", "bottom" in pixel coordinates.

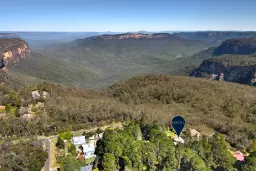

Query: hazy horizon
[
  {"left": 1, "top": 0, "right": 256, "bottom": 32},
  {"left": 1, "top": 30, "right": 256, "bottom": 33}
]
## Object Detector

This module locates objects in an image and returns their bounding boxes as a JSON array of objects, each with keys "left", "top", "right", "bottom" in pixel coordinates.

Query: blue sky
[{"left": 1, "top": 0, "right": 256, "bottom": 32}]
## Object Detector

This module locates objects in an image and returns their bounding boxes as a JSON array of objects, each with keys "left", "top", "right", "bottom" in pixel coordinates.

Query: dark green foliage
[
  {"left": 59, "top": 130, "right": 73, "bottom": 141},
  {"left": 79, "top": 145, "right": 83, "bottom": 152},
  {"left": 4, "top": 104, "right": 10, "bottom": 112},
  {"left": 242, "top": 142, "right": 256, "bottom": 171},
  {"left": 211, "top": 133, "right": 236, "bottom": 171},
  {"left": 242, "top": 152, "right": 256, "bottom": 171},
  {"left": 96, "top": 128, "right": 104, "bottom": 134},
  {"left": 190, "top": 156, "right": 208, "bottom": 171},
  {"left": 56, "top": 136, "right": 65, "bottom": 149},
  {"left": 61, "top": 154, "right": 96, "bottom": 171},
  {"left": 0, "top": 138, "right": 48, "bottom": 171},
  {"left": 61, "top": 155, "right": 80, "bottom": 171},
  {"left": 83, "top": 132, "right": 95, "bottom": 139},
  {"left": 68, "top": 144, "right": 77, "bottom": 156},
  {"left": 187, "top": 137, "right": 215, "bottom": 169},
  {"left": 95, "top": 121, "right": 238, "bottom": 171},
  {"left": 101, "top": 153, "right": 117, "bottom": 171},
  {"left": 249, "top": 140, "right": 256, "bottom": 153}
]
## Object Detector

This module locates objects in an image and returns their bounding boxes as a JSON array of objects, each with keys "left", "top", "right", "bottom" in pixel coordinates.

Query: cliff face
[
  {"left": 192, "top": 54, "right": 256, "bottom": 84},
  {"left": 191, "top": 38, "right": 256, "bottom": 85},
  {"left": 213, "top": 38, "right": 256, "bottom": 56},
  {"left": 0, "top": 38, "right": 31, "bottom": 70}
]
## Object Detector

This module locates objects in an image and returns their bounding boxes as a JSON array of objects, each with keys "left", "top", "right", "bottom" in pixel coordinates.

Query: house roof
[
  {"left": 84, "top": 153, "right": 96, "bottom": 159},
  {"left": 72, "top": 136, "right": 86, "bottom": 145},
  {"left": 173, "top": 136, "right": 185, "bottom": 143},
  {"left": 232, "top": 151, "right": 245, "bottom": 161},
  {"left": 82, "top": 143, "right": 95, "bottom": 153}
]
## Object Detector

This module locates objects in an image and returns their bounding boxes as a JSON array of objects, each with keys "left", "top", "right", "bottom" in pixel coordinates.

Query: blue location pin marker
[{"left": 172, "top": 116, "right": 186, "bottom": 137}]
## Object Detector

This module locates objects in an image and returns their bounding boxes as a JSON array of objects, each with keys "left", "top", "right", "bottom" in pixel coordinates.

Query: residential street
[
  {"left": 37, "top": 122, "right": 122, "bottom": 171},
  {"left": 40, "top": 138, "right": 51, "bottom": 171}
]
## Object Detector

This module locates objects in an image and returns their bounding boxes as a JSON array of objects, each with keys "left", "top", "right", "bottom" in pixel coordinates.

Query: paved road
[
  {"left": 37, "top": 122, "right": 122, "bottom": 171},
  {"left": 40, "top": 138, "right": 51, "bottom": 171}
]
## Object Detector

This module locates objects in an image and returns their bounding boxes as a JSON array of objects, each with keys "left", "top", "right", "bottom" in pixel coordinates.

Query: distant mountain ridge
[
  {"left": 21, "top": 32, "right": 209, "bottom": 88},
  {"left": 85, "top": 33, "right": 174, "bottom": 40},
  {"left": 0, "top": 33, "right": 19, "bottom": 39},
  {"left": 7, "top": 32, "right": 256, "bottom": 89},
  {"left": 173, "top": 31, "right": 256, "bottom": 46}
]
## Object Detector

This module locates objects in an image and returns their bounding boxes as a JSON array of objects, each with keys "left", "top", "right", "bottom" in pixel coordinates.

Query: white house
[
  {"left": 173, "top": 136, "right": 185, "bottom": 145},
  {"left": 72, "top": 136, "right": 86, "bottom": 148},
  {"left": 82, "top": 143, "right": 96, "bottom": 159},
  {"left": 72, "top": 136, "right": 96, "bottom": 159}
]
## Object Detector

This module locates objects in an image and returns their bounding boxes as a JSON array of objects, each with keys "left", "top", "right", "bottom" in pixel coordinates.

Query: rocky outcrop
[
  {"left": 31, "top": 90, "right": 50, "bottom": 100},
  {"left": 88, "top": 33, "right": 173, "bottom": 40},
  {"left": 192, "top": 54, "right": 256, "bottom": 85},
  {"left": 189, "top": 129, "right": 201, "bottom": 139},
  {"left": 0, "top": 38, "right": 31, "bottom": 70},
  {"left": 191, "top": 38, "right": 256, "bottom": 85},
  {"left": 213, "top": 38, "right": 256, "bottom": 56}
]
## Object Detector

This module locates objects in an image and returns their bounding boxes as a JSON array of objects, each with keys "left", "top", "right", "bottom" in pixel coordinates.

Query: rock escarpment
[
  {"left": 0, "top": 38, "right": 31, "bottom": 70},
  {"left": 0, "top": 38, "right": 31, "bottom": 85},
  {"left": 192, "top": 54, "right": 256, "bottom": 85},
  {"left": 192, "top": 38, "right": 256, "bottom": 85}
]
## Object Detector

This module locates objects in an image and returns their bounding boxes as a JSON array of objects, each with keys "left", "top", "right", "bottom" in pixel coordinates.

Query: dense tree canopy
[
  {"left": 0, "top": 138, "right": 48, "bottom": 171},
  {"left": 94, "top": 121, "right": 240, "bottom": 171}
]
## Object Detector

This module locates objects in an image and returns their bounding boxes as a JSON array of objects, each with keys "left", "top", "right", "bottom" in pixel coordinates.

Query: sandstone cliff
[
  {"left": 0, "top": 38, "right": 31, "bottom": 70},
  {"left": 192, "top": 54, "right": 256, "bottom": 84},
  {"left": 191, "top": 38, "right": 256, "bottom": 85}
]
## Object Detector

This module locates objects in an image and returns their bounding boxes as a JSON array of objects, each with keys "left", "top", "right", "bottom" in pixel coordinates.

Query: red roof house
[{"left": 232, "top": 151, "right": 245, "bottom": 162}]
